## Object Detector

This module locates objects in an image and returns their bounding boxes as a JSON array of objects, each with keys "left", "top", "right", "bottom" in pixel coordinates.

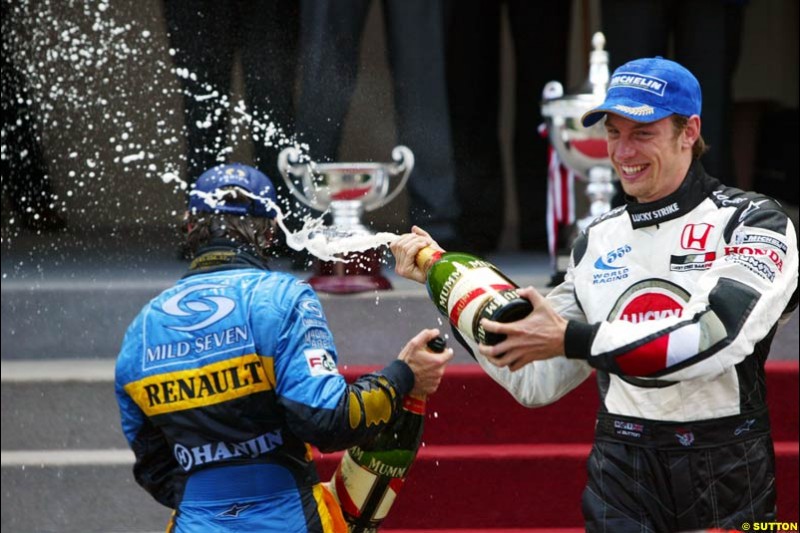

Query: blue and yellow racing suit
[{"left": 115, "top": 245, "right": 413, "bottom": 532}]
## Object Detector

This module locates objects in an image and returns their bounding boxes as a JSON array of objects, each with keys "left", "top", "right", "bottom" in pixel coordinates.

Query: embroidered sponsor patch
[
  {"left": 675, "top": 429, "right": 695, "bottom": 447},
  {"left": 724, "top": 254, "right": 776, "bottom": 282},
  {"left": 680, "top": 223, "right": 714, "bottom": 250},
  {"left": 733, "top": 232, "right": 788, "bottom": 254},
  {"left": 738, "top": 199, "right": 769, "bottom": 222},
  {"left": 734, "top": 418, "right": 756, "bottom": 436},
  {"left": 609, "top": 72, "right": 668, "bottom": 96},
  {"left": 670, "top": 252, "right": 716, "bottom": 272},
  {"left": 629, "top": 202, "right": 680, "bottom": 226},
  {"left": 724, "top": 245, "right": 784, "bottom": 272},
  {"left": 614, "top": 419, "right": 644, "bottom": 439},
  {"left": 305, "top": 348, "right": 338, "bottom": 376},
  {"left": 613, "top": 103, "right": 655, "bottom": 116},
  {"left": 162, "top": 284, "right": 236, "bottom": 333},
  {"left": 174, "top": 429, "right": 283, "bottom": 471},
  {"left": 711, "top": 189, "right": 746, "bottom": 207},
  {"left": 593, "top": 245, "right": 631, "bottom": 284}
]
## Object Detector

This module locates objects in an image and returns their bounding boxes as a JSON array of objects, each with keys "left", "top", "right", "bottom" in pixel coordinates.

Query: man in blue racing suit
[
  {"left": 116, "top": 163, "right": 453, "bottom": 532},
  {"left": 391, "top": 57, "right": 798, "bottom": 531}
]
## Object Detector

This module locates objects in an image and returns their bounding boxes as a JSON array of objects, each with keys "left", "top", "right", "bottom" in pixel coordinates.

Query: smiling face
[{"left": 605, "top": 114, "right": 700, "bottom": 203}]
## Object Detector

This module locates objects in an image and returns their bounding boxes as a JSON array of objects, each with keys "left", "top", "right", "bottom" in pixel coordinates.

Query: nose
[{"left": 613, "top": 138, "right": 637, "bottom": 161}]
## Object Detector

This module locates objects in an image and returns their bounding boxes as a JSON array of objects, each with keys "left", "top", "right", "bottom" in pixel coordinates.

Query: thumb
[
  {"left": 517, "top": 286, "right": 543, "bottom": 306},
  {"left": 411, "top": 225, "right": 432, "bottom": 239}
]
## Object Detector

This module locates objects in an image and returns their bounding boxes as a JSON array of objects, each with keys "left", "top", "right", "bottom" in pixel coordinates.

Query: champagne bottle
[
  {"left": 415, "top": 246, "right": 533, "bottom": 345},
  {"left": 330, "top": 337, "right": 446, "bottom": 532}
]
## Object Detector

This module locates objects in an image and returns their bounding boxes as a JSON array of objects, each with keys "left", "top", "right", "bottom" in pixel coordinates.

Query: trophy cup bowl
[
  {"left": 541, "top": 93, "right": 610, "bottom": 181},
  {"left": 540, "top": 32, "right": 617, "bottom": 284},
  {"left": 277, "top": 146, "right": 414, "bottom": 294}
]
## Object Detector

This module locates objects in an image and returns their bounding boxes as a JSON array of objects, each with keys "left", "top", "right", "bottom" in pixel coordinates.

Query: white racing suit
[{"left": 465, "top": 162, "right": 798, "bottom": 532}]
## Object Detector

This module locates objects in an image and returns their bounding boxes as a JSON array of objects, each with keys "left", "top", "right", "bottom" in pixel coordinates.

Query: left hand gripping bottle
[{"left": 330, "top": 337, "right": 446, "bottom": 532}]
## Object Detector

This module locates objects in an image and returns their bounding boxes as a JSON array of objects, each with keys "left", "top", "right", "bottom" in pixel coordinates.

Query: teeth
[{"left": 621, "top": 164, "right": 647, "bottom": 175}]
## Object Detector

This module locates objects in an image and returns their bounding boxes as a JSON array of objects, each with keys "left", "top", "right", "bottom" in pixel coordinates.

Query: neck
[
  {"left": 187, "top": 241, "right": 269, "bottom": 273},
  {"left": 415, "top": 246, "right": 443, "bottom": 272}
]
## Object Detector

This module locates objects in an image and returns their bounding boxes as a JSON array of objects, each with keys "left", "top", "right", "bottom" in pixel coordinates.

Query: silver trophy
[
  {"left": 277, "top": 146, "right": 414, "bottom": 293},
  {"left": 541, "top": 32, "right": 616, "bottom": 281}
]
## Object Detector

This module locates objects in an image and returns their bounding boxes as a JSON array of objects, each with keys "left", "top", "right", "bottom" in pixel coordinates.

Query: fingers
[
  {"left": 390, "top": 231, "right": 434, "bottom": 283},
  {"left": 481, "top": 346, "right": 531, "bottom": 373},
  {"left": 476, "top": 334, "right": 511, "bottom": 360},
  {"left": 415, "top": 328, "right": 442, "bottom": 348},
  {"left": 401, "top": 328, "right": 454, "bottom": 397},
  {"left": 398, "top": 328, "right": 440, "bottom": 363},
  {"left": 411, "top": 225, "right": 432, "bottom": 239},
  {"left": 517, "top": 286, "right": 543, "bottom": 306},
  {"left": 411, "top": 226, "right": 445, "bottom": 252}
]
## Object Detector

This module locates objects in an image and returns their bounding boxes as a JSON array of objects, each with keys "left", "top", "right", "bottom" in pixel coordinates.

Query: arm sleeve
[
  {"left": 270, "top": 285, "right": 414, "bottom": 452},
  {"left": 457, "top": 254, "right": 593, "bottom": 408},
  {"left": 116, "top": 378, "right": 184, "bottom": 508},
  {"left": 564, "top": 204, "right": 799, "bottom": 381}
]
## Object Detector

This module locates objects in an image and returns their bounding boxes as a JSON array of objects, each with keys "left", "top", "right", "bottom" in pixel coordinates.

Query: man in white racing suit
[{"left": 390, "top": 57, "right": 798, "bottom": 532}]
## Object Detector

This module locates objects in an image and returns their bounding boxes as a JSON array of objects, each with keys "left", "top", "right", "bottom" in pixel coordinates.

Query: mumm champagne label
[
  {"left": 332, "top": 446, "right": 414, "bottom": 528},
  {"left": 441, "top": 264, "right": 516, "bottom": 342}
]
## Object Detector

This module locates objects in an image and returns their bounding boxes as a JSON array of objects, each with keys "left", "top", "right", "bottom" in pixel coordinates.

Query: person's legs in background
[
  {"left": 1, "top": 5, "right": 65, "bottom": 232},
  {"left": 384, "top": 0, "right": 460, "bottom": 247},
  {"left": 239, "top": 0, "right": 300, "bottom": 213},
  {"left": 163, "top": 0, "right": 237, "bottom": 186},
  {"left": 445, "top": 0, "right": 503, "bottom": 252},
  {"left": 602, "top": 0, "right": 670, "bottom": 69},
  {"left": 674, "top": 0, "right": 743, "bottom": 182},
  {"left": 296, "top": 0, "right": 371, "bottom": 163},
  {"left": 1, "top": 58, "right": 66, "bottom": 231},
  {"left": 602, "top": 0, "right": 742, "bottom": 183},
  {"left": 509, "top": 0, "right": 571, "bottom": 252}
]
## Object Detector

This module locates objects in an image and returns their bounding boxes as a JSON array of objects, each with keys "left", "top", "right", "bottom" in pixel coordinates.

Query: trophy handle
[
  {"left": 366, "top": 145, "right": 414, "bottom": 212},
  {"left": 277, "top": 147, "right": 323, "bottom": 211}
]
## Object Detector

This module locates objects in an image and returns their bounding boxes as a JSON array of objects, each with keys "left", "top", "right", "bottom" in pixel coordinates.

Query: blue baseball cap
[
  {"left": 581, "top": 57, "right": 702, "bottom": 127},
  {"left": 189, "top": 164, "right": 278, "bottom": 218}
]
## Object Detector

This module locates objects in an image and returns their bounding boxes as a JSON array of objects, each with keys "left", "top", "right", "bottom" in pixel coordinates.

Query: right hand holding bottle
[
  {"left": 390, "top": 226, "right": 444, "bottom": 284},
  {"left": 397, "top": 328, "right": 454, "bottom": 397}
]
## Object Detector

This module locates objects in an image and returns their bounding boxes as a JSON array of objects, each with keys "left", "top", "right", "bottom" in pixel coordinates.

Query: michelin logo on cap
[{"left": 609, "top": 73, "right": 668, "bottom": 97}]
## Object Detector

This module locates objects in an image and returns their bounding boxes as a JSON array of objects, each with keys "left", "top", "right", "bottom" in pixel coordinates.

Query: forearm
[{"left": 283, "top": 360, "right": 414, "bottom": 452}]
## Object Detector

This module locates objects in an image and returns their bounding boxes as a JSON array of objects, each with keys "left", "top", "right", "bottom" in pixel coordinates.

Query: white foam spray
[{"left": 188, "top": 187, "right": 399, "bottom": 262}]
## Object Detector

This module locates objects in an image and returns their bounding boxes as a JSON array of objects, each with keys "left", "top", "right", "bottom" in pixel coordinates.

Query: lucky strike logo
[
  {"left": 618, "top": 293, "right": 684, "bottom": 323},
  {"left": 609, "top": 280, "right": 689, "bottom": 324}
]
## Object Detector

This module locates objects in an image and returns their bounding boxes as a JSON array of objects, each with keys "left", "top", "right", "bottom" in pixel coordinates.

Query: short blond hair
[{"left": 671, "top": 115, "right": 708, "bottom": 160}]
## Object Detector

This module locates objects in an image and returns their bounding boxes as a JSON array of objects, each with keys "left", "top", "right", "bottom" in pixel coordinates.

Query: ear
[{"left": 682, "top": 115, "right": 701, "bottom": 149}]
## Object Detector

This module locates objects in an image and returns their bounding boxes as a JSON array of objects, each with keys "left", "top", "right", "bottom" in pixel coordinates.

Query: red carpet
[{"left": 316, "top": 361, "right": 799, "bottom": 529}]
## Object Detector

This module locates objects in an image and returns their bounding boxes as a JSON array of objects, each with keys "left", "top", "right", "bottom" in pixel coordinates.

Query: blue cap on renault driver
[
  {"left": 581, "top": 57, "right": 702, "bottom": 127},
  {"left": 189, "top": 163, "right": 278, "bottom": 218}
]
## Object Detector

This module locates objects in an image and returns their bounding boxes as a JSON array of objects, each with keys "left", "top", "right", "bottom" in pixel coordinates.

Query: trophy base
[
  {"left": 308, "top": 250, "right": 392, "bottom": 294},
  {"left": 308, "top": 274, "right": 392, "bottom": 294}
]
